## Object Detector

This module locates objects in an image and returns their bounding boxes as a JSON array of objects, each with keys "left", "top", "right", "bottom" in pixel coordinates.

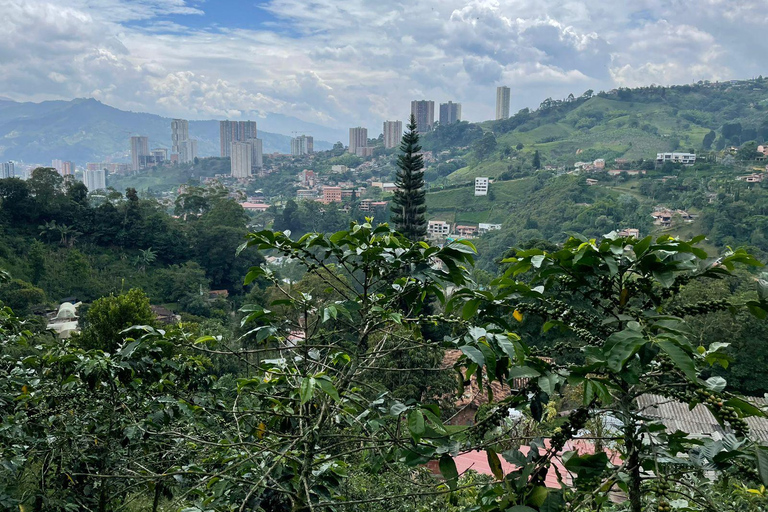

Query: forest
[{"left": 2, "top": 164, "right": 768, "bottom": 510}]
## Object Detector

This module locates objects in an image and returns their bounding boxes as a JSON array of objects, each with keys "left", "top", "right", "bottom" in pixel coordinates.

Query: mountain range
[{"left": 0, "top": 98, "right": 344, "bottom": 165}]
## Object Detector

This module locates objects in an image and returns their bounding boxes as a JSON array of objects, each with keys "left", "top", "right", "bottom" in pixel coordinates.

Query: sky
[{"left": 1, "top": 0, "right": 767, "bottom": 133}]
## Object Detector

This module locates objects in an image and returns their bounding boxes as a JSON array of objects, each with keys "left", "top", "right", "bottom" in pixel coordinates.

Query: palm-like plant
[
  {"left": 56, "top": 224, "right": 81, "bottom": 247},
  {"left": 38, "top": 220, "right": 59, "bottom": 243},
  {"left": 134, "top": 248, "right": 157, "bottom": 272}
]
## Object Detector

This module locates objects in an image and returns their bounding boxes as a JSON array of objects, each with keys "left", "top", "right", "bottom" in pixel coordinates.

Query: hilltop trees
[{"left": 391, "top": 114, "right": 427, "bottom": 240}]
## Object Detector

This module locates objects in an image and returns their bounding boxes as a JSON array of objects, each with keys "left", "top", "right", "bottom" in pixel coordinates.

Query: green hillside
[{"left": 423, "top": 78, "right": 768, "bottom": 185}]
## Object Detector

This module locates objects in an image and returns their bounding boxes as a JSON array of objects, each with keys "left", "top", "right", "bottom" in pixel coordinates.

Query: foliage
[
  {"left": 392, "top": 115, "right": 428, "bottom": 240},
  {"left": 77, "top": 288, "right": 157, "bottom": 352}
]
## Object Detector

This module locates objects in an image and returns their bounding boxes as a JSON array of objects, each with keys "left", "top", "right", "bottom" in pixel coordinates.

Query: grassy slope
[
  {"left": 445, "top": 81, "right": 768, "bottom": 184},
  {"left": 426, "top": 178, "right": 535, "bottom": 224}
]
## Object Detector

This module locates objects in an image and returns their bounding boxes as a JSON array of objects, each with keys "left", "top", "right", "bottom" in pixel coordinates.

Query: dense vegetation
[
  {"left": 3, "top": 78, "right": 768, "bottom": 511},
  {"left": 2, "top": 221, "right": 768, "bottom": 511}
]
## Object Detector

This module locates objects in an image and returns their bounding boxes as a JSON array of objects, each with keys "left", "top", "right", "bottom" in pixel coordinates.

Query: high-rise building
[
  {"left": 496, "top": 86, "right": 511, "bottom": 120},
  {"left": 84, "top": 168, "right": 106, "bottom": 192},
  {"left": 291, "top": 135, "right": 314, "bottom": 156},
  {"left": 152, "top": 148, "right": 168, "bottom": 162},
  {"left": 0, "top": 162, "right": 14, "bottom": 179},
  {"left": 52, "top": 160, "right": 75, "bottom": 176},
  {"left": 171, "top": 119, "right": 188, "bottom": 154},
  {"left": 220, "top": 121, "right": 257, "bottom": 158},
  {"left": 349, "top": 127, "right": 368, "bottom": 154},
  {"left": 439, "top": 102, "right": 462, "bottom": 126},
  {"left": 383, "top": 121, "right": 402, "bottom": 149},
  {"left": 410, "top": 100, "right": 435, "bottom": 133},
  {"left": 231, "top": 141, "right": 253, "bottom": 178},
  {"left": 130, "top": 136, "right": 149, "bottom": 171},
  {"left": 171, "top": 119, "right": 197, "bottom": 163},
  {"left": 249, "top": 138, "right": 263, "bottom": 169}
]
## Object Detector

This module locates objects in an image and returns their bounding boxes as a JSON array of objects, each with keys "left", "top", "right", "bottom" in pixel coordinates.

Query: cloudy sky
[{"left": 1, "top": 0, "right": 765, "bottom": 133}]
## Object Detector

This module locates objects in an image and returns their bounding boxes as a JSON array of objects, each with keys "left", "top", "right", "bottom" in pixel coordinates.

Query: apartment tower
[
  {"left": 220, "top": 121, "right": 257, "bottom": 158},
  {"left": 410, "top": 100, "right": 435, "bottom": 133},
  {"left": 439, "top": 101, "right": 462, "bottom": 126},
  {"left": 496, "top": 86, "right": 511, "bottom": 120},
  {"left": 349, "top": 127, "right": 368, "bottom": 154},
  {"left": 383, "top": 121, "right": 403, "bottom": 149}
]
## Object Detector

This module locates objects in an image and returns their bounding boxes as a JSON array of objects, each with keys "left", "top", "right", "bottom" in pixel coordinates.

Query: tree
[
  {"left": 451, "top": 234, "right": 768, "bottom": 512},
  {"left": 28, "top": 241, "right": 46, "bottom": 285},
  {"left": 391, "top": 114, "right": 427, "bottom": 240},
  {"left": 0, "top": 278, "right": 46, "bottom": 315},
  {"left": 532, "top": 149, "right": 541, "bottom": 169},
  {"left": 703, "top": 129, "right": 716, "bottom": 149},
  {"left": 77, "top": 288, "right": 156, "bottom": 352}
]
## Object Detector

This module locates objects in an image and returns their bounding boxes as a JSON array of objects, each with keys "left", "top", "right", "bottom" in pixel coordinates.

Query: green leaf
[
  {"left": 299, "top": 377, "right": 315, "bottom": 404},
  {"left": 438, "top": 454, "right": 459, "bottom": 490},
  {"left": 316, "top": 378, "right": 340, "bottom": 402},
  {"left": 506, "top": 507, "right": 537, "bottom": 512},
  {"left": 487, "top": 448, "right": 504, "bottom": 480},
  {"left": 705, "top": 376, "right": 727, "bottom": 393},
  {"left": 756, "top": 446, "right": 768, "bottom": 487},
  {"left": 657, "top": 339, "right": 697, "bottom": 380},
  {"left": 604, "top": 330, "right": 646, "bottom": 372},
  {"left": 461, "top": 346, "right": 485, "bottom": 367},
  {"left": 408, "top": 410, "right": 426, "bottom": 439},
  {"left": 462, "top": 299, "right": 481, "bottom": 320},
  {"left": 528, "top": 486, "right": 549, "bottom": 507}
]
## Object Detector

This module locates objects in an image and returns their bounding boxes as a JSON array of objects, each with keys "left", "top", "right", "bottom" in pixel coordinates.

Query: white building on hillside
[
  {"left": 475, "top": 177, "right": 489, "bottom": 196},
  {"left": 428, "top": 220, "right": 451, "bottom": 238},
  {"left": 656, "top": 152, "right": 696, "bottom": 166}
]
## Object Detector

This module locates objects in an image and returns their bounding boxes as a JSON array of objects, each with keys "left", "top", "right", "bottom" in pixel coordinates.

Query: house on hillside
[
  {"left": 478, "top": 223, "right": 502, "bottom": 234},
  {"left": 737, "top": 173, "right": 766, "bottom": 183},
  {"left": 427, "top": 220, "right": 450, "bottom": 239},
  {"left": 454, "top": 225, "right": 478, "bottom": 238},
  {"left": 652, "top": 208, "right": 694, "bottom": 227},
  {"left": 656, "top": 152, "right": 696, "bottom": 166}
]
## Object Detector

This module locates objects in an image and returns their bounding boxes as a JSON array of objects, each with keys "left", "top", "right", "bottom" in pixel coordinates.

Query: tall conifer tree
[{"left": 391, "top": 114, "right": 427, "bottom": 240}]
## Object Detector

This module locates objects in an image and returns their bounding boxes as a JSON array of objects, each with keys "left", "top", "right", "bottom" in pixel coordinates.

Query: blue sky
[
  {"left": 2, "top": 0, "right": 767, "bottom": 133},
  {"left": 136, "top": 0, "right": 287, "bottom": 33}
]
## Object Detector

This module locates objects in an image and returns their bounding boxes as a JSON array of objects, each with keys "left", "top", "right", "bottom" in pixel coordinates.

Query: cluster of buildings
[
  {"left": 220, "top": 120, "right": 264, "bottom": 179},
  {"left": 427, "top": 220, "right": 501, "bottom": 240},
  {"left": 651, "top": 208, "right": 695, "bottom": 227},
  {"left": 291, "top": 135, "right": 313, "bottom": 156}
]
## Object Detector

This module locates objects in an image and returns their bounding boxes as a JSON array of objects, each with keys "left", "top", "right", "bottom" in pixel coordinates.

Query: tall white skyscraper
[
  {"left": 291, "top": 135, "right": 314, "bottom": 156},
  {"left": 231, "top": 141, "right": 253, "bottom": 178},
  {"left": 496, "top": 86, "right": 511, "bottom": 120},
  {"left": 0, "top": 162, "right": 14, "bottom": 179},
  {"left": 84, "top": 168, "right": 106, "bottom": 191},
  {"left": 349, "top": 127, "right": 368, "bottom": 154},
  {"left": 410, "top": 100, "right": 435, "bottom": 133},
  {"left": 383, "top": 121, "right": 402, "bottom": 149}
]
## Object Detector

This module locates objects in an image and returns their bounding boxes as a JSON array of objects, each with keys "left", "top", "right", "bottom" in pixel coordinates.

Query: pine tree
[
  {"left": 532, "top": 149, "right": 541, "bottom": 170},
  {"left": 391, "top": 115, "right": 427, "bottom": 240}
]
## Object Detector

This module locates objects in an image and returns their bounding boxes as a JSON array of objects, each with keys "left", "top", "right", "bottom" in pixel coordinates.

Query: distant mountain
[
  {"left": 0, "top": 98, "right": 334, "bottom": 164},
  {"left": 255, "top": 113, "right": 348, "bottom": 145}
]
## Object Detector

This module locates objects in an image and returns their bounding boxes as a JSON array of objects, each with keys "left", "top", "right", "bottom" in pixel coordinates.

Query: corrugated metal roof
[{"left": 637, "top": 394, "right": 768, "bottom": 443}]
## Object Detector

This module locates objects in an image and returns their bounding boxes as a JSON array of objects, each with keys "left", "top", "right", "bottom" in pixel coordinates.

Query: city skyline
[{"left": 3, "top": 1, "right": 765, "bottom": 133}]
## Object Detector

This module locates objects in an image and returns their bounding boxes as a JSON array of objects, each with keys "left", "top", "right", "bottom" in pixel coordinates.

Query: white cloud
[{"left": 0, "top": 0, "right": 765, "bottom": 133}]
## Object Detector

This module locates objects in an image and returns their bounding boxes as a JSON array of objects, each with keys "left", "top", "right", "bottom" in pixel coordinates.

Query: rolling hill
[
  {"left": 427, "top": 78, "right": 768, "bottom": 184},
  {"left": 0, "top": 98, "right": 336, "bottom": 164}
]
